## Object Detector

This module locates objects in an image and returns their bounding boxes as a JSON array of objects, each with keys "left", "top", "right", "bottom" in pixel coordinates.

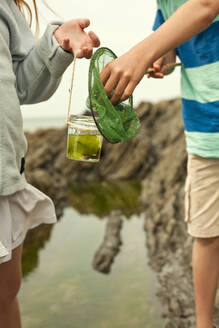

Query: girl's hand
[
  {"left": 54, "top": 18, "right": 100, "bottom": 58},
  {"left": 147, "top": 49, "right": 177, "bottom": 79},
  {"left": 100, "top": 45, "right": 150, "bottom": 105}
]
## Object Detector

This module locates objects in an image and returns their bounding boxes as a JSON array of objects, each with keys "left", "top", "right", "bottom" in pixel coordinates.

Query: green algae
[{"left": 67, "top": 134, "right": 103, "bottom": 162}]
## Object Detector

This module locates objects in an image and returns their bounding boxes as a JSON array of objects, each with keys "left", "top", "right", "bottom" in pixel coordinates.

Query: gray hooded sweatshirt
[{"left": 0, "top": 0, "right": 73, "bottom": 195}]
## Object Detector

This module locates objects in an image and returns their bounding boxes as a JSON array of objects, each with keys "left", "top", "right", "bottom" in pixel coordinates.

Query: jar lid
[{"left": 69, "top": 114, "right": 99, "bottom": 132}]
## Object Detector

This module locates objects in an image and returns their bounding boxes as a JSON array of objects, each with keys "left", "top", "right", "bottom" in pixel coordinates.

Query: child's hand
[
  {"left": 147, "top": 57, "right": 166, "bottom": 79},
  {"left": 54, "top": 18, "right": 100, "bottom": 58},
  {"left": 100, "top": 45, "right": 150, "bottom": 105},
  {"left": 147, "top": 49, "right": 176, "bottom": 79}
]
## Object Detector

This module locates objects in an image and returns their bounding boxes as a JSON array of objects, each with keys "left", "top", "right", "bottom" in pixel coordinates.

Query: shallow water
[
  {"left": 19, "top": 182, "right": 166, "bottom": 328},
  {"left": 19, "top": 211, "right": 166, "bottom": 328}
]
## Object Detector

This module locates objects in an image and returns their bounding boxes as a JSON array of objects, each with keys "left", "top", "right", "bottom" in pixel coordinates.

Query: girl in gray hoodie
[{"left": 0, "top": 1, "right": 100, "bottom": 327}]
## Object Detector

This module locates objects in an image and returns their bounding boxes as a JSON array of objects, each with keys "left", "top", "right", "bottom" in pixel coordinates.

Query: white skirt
[{"left": 0, "top": 183, "right": 57, "bottom": 264}]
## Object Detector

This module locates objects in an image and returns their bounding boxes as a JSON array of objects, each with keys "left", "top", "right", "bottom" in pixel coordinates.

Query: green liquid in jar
[{"left": 67, "top": 134, "right": 103, "bottom": 162}]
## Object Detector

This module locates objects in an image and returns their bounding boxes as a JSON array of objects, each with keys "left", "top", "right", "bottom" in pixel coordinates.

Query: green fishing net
[{"left": 86, "top": 47, "right": 141, "bottom": 144}]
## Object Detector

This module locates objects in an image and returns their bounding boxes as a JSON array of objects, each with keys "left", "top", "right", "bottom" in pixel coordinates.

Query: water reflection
[
  {"left": 92, "top": 210, "right": 123, "bottom": 274},
  {"left": 20, "top": 179, "right": 201, "bottom": 327},
  {"left": 22, "top": 224, "right": 54, "bottom": 278},
  {"left": 22, "top": 180, "right": 143, "bottom": 278},
  {"left": 20, "top": 209, "right": 164, "bottom": 328},
  {"left": 20, "top": 180, "right": 167, "bottom": 327},
  {"left": 68, "top": 180, "right": 143, "bottom": 218}
]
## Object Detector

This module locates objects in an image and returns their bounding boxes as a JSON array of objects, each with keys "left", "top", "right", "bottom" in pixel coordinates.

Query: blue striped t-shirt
[{"left": 153, "top": 0, "right": 219, "bottom": 158}]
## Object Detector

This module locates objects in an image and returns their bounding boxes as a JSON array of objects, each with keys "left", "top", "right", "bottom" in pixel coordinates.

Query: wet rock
[
  {"left": 25, "top": 99, "right": 183, "bottom": 187},
  {"left": 138, "top": 101, "right": 195, "bottom": 326}
]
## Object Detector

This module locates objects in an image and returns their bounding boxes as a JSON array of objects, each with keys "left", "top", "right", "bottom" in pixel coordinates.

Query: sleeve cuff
[{"left": 35, "top": 23, "right": 74, "bottom": 78}]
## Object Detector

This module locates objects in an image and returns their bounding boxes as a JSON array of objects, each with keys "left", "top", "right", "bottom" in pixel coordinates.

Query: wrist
[
  {"left": 129, "top": 38, "right": 156, "bottom": 72},
  {"left": 137, "top": 32, "right": 176, "bottom": 70}
]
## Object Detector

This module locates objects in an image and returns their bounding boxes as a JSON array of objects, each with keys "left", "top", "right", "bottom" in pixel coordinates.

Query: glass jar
[{"left": 67, "top": 115, "right": 103, "bottom": 162}]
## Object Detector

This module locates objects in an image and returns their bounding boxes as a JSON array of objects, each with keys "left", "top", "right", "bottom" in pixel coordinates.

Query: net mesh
[{"left": 87, "top": 47, "right": 141, "bottom": 144}]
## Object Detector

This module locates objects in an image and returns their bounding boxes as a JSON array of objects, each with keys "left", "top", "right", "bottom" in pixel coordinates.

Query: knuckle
[
  {"left": 106, "top": 62, "right": 113, "bottom": 70},
  {"left": 112, "top": 67, "right": 122, "bottom": 76},
  {"left": 123, "top": 72, "right": 131, "bottom": 80},
  {"left": 106, "top": 63, "right": 121, "bottom": 76},
  {"left": 113, "top": 91, "right": 121, "bottom": 98}
]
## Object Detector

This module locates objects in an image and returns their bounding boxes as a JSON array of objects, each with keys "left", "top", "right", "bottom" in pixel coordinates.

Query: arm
[
  {"left": 15, "top": 19, "right": 100, "bottom": 105},
  {"left": 101, "top": 0, "right": 219, "bottom": 104},
  {"left": 14, "top": 23, "right": 73, "bottom": 105}
]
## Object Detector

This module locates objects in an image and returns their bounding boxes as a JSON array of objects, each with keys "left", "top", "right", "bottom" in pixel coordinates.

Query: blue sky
[{"left": 21, "top": 0, "right": 181, "bottom": 119}]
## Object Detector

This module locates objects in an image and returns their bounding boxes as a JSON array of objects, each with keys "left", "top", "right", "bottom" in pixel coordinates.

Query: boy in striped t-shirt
[{"left": 100, "top": 1, "right": 219, "bottom": 327}]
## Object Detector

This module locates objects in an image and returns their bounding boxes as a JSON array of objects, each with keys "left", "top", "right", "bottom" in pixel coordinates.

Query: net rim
[{"left": 88, "top": 47, "right": 133, "bottom": 144}]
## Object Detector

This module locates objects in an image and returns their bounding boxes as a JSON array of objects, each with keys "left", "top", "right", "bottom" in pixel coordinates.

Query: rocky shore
[
  {"left": 25, "top": 98, "right": 185, "bottom": 212},
  {"left": 25, "top": 98, "right": 218, "bottom": 327}
]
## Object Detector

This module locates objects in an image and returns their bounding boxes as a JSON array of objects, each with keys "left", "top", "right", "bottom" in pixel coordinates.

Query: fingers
[
  {"left": 57, "top": 18, "right": 100, "bottom": 60},
  {"left": 75, "top": 48, "right": 83, "bottom": 58},
  {"left": 75, "top": 47, "right": 93, "bottom": 59},
  {"left": 82, "top": 47, "right": 93, "bottom": 59},
  {"left": 101, "top": 66, "right": 135, "bottom": 104},
  {"left": 100, "top": 65, "right": 111, "bottom": 86},
  {"left": 78, "top": 18, "right": 90, "bottom": 29},
  {"left": 160, "top": 64, "right": 168, "bottom": 74},
  {"left": 104, "top": 72, "right": 120, "bottom": 98},
  {"left": 88, "top": 31, "right": 100, "bottom": 47},
  {"left": 121, "top": 81, "right": 136, "bottom": 102},
  {"left": 104, "top": 75, "right": 135, "bottom": 105},
  {"left": 73, "top": 45, "right": 93, "bottom": 59},
  {"left": 110, "top": 76, "right": 130, "bottom": 104},
  {"left": 77, "top": 31, "right": 100, "bottom": 58},
  {"left": 100, "top": 60, "right": 136, "bottom": 104},
  {"left": 62, "top": 38, "right": 71, "bottom": 52},
  {"left": 153, "top": 57, "right": 164, "bottom": 71},
  {"left": 147, "top": 57, "right": 165, "bottom": 79},
  {"left": 147, "top": 72, "right": 164, "bottom": 79}
]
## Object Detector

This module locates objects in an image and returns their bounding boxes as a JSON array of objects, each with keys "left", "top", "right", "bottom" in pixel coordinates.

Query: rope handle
[{"left": 66, "top": 56, "right": 77, "bottom": 126}]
